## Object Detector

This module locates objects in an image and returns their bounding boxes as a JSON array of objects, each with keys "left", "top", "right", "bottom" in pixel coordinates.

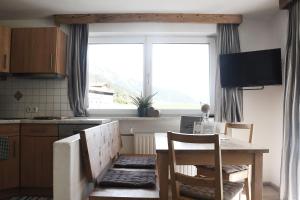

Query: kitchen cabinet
[
  {"left": 0, "top": 124, "right": 20, "bottom": 190},
  {"left": 10, "top": 27, "right": 67, "bottom": 75},
  {"left": 0, "top": 26, "right": 11, "bottom": 73},
  {"left": 20, "top": 124, "right": 58, "bottom": 189}
]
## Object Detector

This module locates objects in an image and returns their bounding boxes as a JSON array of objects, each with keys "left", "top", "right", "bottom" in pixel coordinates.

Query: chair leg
[{"left": 244, "top": 178, "right": 251, "bottom": 200}]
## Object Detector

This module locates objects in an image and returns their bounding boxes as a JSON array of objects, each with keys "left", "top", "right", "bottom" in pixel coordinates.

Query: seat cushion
[
  {"left": 113, "top": 155, "right": 156, "bottom": 169},
  {"left": 98, "top": 169, "right": 156, "bottom": 189},
  {"left": 180, "top": 181, "right": 244, "bottom": 200},
  {"left": 198, "top": 165, "right": 249, "bottom": 174}
]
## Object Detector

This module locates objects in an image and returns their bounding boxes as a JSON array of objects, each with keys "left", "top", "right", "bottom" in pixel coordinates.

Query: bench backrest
[{"left": 80, "top": 121, "right": 121, "bottom": 183}]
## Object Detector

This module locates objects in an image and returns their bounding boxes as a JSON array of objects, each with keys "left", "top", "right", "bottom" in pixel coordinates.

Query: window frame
[{"left": 88, "top": 35, "right": 216, "bottom": 116}]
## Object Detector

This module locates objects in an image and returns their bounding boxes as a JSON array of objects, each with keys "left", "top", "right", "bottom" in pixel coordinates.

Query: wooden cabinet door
[
  {"left": 0, "top": 124, "right": 20, "bottom": 191},
  {"left": 10, "top": 28, "right": 32, "bottom": 73},
  {"left": 0, "top": 136, "right": 19, "bottom": 190},
  {"left": 11, "top": 28, "right": 57, "bottom": 73},
  {"left": 0, "top": 26, "right": 11, "bottom": 72},
  {"left": 20, "top": 136, "right": 58, "bottom": 188},
  {"left": 29, "top": 28, "right": 57, "bottom": 73}
]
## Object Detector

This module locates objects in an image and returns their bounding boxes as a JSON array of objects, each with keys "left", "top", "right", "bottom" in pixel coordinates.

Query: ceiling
[{"left": 0, "top": 0, "right": 279, "bottom": 20}]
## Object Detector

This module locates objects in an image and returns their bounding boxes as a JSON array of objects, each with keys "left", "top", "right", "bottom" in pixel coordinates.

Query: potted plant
[{"left": 130, "top": 93, "right": 157, "bottom": 117}]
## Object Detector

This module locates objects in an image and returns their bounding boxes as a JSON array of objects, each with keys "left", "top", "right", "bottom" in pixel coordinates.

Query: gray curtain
[
  {"left": 67, "top": 24, "right": 89, "bottom": 117},
  {"left": 280, "top": 0, "right": 300, "bottom": 199},
  {"left": 214, "top": 24, "right": 243, "bottom": 122}
]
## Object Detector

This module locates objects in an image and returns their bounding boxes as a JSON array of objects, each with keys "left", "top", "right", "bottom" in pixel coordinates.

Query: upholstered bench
[{"left": 80, "top": 124, "right": 160, "bottom": 200}]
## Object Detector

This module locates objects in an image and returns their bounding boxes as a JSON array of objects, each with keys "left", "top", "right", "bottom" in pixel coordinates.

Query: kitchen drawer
[
  {"left": 21, "top": 124, "right": 58, "bottom": 137},
  {"left": 0, "top": 124, "right": 20, "bottom": 137}
]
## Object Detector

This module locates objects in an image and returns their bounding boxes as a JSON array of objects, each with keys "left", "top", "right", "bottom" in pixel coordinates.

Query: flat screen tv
[{"left": 220, "top": 48, "right": 282, "bottom": 88}]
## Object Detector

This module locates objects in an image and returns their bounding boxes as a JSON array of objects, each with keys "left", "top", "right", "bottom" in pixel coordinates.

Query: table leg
[
  {"left": 157, "top": 152, "right": 169, "bottom": 200},
  {"left": 251, "top": 153, "right": 263, "bottom": 200}
]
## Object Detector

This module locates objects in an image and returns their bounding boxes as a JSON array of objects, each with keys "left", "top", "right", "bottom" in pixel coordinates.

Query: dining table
[{"left": 155, "top": 132, "right": 269, "bottom": 200}]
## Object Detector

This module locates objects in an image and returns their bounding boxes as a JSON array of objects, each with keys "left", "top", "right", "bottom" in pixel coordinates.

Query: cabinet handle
[
  {"left": 50, "top": 54, "right": 53, "bottom": 70},
  {"left": 3, "top": 54, "right": 7, "bottom": 69},
  {"left": 13, "top": 141, "right": 16, "bottom": 158}
]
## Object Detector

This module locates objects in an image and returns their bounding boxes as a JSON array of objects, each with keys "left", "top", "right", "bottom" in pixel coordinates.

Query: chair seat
[
  {"left": 198, "top": 165, "right": 249, "bottom": 174},
  {"left": 180, "top": 181, "right": 244, "bottom": 200}
]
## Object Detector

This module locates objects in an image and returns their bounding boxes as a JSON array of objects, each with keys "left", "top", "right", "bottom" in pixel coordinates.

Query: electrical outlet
[
  {"left": 25, "top": 106, "right": 39, "bottom": 113},
  {"left": 25, "top": 106, "right": 31, "bottom": 113},
  {"left": 33, "top": 107, "right": 39, "bottom": 113}
]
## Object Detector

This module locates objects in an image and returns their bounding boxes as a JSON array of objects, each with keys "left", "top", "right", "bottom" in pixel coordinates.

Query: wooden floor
[
  {"left": 241, "top": 186, "right": 279, "bottom": 200},
  {"left": 9, "top": 197, "right": 52, "bottom": 200},
  {"left": 168, "top": 185, "right": 279, "bottom": 200},
  {"left": 262, "top": 186, "right": 280, "bottom": 200},
  {"left": 9, "top": 186, "right": 278, "bottom": 200}
]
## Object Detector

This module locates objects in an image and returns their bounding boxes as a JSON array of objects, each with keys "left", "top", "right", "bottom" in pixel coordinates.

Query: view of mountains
[{"left": 89, "top": 66, "right": 207, "bottom": 106}]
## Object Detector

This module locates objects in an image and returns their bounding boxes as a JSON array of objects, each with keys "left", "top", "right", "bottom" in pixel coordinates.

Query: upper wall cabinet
[
  {"left": 0, "top": 26, "right": 11, "bottom": 73},
  {"left": 10, "top": 27, "right": 67, "bottom": 75}
]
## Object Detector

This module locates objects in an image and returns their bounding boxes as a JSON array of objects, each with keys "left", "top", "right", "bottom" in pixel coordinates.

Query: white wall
[{"left": 239, "top": 11, "right": 288, "bottom": 186}]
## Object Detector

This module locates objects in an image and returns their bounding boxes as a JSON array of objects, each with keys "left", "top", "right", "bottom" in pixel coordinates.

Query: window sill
[
  {"left": 92, "top": 116, "right": 180, "bottom": 121},
  {"left": 87, "top": 108, "right": 208, "bottom": 118}
]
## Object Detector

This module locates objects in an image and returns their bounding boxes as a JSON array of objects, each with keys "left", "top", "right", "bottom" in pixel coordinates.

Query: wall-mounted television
[{"left": 220, "top": 48, "right": 282, "bottom": 88}]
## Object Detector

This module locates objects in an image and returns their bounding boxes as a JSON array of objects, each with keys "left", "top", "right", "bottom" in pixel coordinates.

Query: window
[
  {"left": 152, "top": 44, "right": 210, "bottom": 109},
  {"left": 88, "top": 43, "right": 144, "bottom": 109},
  {"left": 88, "top": 36, "right": 215, "bottom": 115}
]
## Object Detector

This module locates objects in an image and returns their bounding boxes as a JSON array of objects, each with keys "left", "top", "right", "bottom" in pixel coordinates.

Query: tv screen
[{"left": 220, "top": 48, "right": 282, "bottom": 88}]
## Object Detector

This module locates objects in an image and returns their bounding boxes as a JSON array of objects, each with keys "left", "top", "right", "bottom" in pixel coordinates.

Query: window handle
[{"left": 147, "top": 73, "right": 150, "bottom": 85}]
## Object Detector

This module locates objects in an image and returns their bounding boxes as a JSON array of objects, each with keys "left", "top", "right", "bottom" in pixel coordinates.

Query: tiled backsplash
[{"left": 0, "top": 77, "right": 73, "bottom": 118}]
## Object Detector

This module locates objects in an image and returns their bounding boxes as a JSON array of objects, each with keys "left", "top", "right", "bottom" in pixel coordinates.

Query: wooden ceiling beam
[
  {"left": 54, "top": 13, "right": 243, "bottom": 25},
  {"left": 279, "top": 0, "right": 293, "bottom": 9}
]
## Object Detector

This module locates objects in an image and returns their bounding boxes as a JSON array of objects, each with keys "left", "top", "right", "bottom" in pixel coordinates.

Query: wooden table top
[{"left": 155, "top": 133, "right": 269, "bottom": 153}]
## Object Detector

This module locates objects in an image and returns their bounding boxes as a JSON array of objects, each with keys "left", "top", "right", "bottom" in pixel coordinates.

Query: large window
[
  {"left": 152, "top": 44, "right": 210, "bottom": 109},
  {"left": 88, "top": 44, "right": 143, "bottom": 109},
  {"left": 88, "top": 36, "right": 215, "bottom": 115}
]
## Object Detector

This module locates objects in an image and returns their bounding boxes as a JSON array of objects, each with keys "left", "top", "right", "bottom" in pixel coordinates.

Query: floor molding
[{"left": 263, "top": 181, "right": 280, "bottom": 192}]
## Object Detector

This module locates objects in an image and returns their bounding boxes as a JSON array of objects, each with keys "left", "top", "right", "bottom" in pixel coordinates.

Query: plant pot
[{"left": 137, "top": 107, "right": 147, "bottom": 117}]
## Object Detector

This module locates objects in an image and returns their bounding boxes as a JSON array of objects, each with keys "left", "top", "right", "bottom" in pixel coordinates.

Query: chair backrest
[
  {"left": 167, "top": 131, "right": 223, "bottom": 200},
  {"left": 180, "top": 116, "right": 202, "bottom": 134},
  {"left": 224, "top": 123, "right": 254, "bottom": 143}
]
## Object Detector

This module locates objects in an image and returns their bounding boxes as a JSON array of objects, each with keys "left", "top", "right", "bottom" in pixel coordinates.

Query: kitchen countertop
[{"left": 0, "top": 117, "right": 112, "bottom": 124}]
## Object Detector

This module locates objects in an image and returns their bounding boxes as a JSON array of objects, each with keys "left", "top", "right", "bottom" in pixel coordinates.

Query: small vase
[{"left": 137, "top": 107, "right": 147, "bottom": 117}]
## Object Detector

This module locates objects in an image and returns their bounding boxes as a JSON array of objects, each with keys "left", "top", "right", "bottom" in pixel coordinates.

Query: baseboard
[{"left": 263, "top": 181, "right": 280, "bottom": 192}]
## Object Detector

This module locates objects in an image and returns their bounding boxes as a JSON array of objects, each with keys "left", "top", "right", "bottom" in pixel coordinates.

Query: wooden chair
[
  {"left": 196, "top": 123, "right": 253, "bottom": 200},
  {"left": 167, "top": 131, "right": 243, "bottom": 200}
]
